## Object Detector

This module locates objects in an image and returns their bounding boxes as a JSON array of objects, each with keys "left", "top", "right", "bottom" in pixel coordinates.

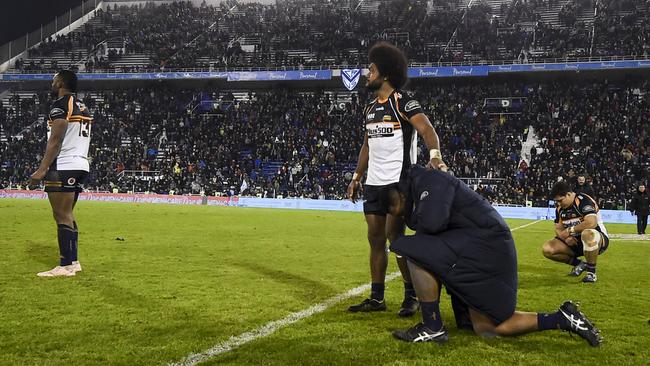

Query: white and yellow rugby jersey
[
  {"left": 555, "top": 193, "right": 609, "bottom": 238},
  {"left": 47, "top": 94, "right": 93, "bottom": 171},
  {"left": 363, "top": 90, "right": 423, "bottom": 186}
]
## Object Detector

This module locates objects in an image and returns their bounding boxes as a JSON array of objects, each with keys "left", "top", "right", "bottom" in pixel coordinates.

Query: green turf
[{"left": 0, "top": 199, "right": 648, "bottom": 366}]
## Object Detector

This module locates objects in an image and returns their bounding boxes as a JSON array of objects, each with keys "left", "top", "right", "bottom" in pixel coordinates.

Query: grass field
[{"left": 0, "top": 198, "right": 649, "bottom": 366}]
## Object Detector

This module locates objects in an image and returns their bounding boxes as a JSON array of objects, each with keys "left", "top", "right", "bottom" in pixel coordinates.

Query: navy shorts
[
  {"left": 363, "top": 183, "right": 400, "bottom": 216},
  {"left": 390, "top": 230, "right": 518, "bottom": 325},
  {"left": 44, "top": 170, "right": 88, "bottom": 193},
  {"left": 556, "top": 232, "right": 610, "bottom": 257}
]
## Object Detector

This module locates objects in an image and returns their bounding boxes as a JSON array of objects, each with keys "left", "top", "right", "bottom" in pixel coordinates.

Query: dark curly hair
[
  {"left": 368, "top": 41, "right": 408, "bottom": 89},
  {"left": 56, "top": 70, "right": 78, "bottom": 92}
]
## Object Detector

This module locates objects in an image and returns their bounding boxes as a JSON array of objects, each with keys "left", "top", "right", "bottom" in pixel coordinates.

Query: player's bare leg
[
  {"left": 38, "top": 192, "right": 77, "bottom": 277},
  {"left": 387, "top": 189, "right": 417, "bottom": 316},
  {"left": 542, "top": 238, "right": 575, "bottom": 264},
  {"left": 469, "top": 309, "right": 537, "bottom": 336},
  {"left": 70, "top": 192, "right": 81, "bottom": 272},
  {"left": 48, "top": 191, "right": 75, "bottom": 227},
  {"left": 580, "top": 229, "right": 602, "bottom": 283},
  {"left": 348, "top": 214, "right": 388, "bottom": 312},
  {"left": 542, "top": 238, "right": 587, "bottom": 276},
  {"left": 468, "top": 304, "right": 602, "bottom": 346},
  {"left": 366, "top": 214, "right": 389, "bottom": 285}
]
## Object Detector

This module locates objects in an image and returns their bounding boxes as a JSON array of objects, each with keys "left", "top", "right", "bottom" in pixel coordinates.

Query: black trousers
[{"left": 638, "top": 214, "right": 648, "bottom": 234}]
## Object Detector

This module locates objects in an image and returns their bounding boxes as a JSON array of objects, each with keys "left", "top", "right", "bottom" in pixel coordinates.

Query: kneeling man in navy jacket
[{"left": 389, "top": 166, "right": 602, "bottom": 347}]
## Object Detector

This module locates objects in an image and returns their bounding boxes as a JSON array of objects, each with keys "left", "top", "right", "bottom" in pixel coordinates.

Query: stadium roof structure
[{"left": 0, "top": 0, "right": 86, "bottom": 45}]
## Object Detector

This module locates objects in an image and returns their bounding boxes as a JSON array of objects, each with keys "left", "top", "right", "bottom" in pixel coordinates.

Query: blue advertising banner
[
  {"left": 1, "top": 60, "right": 649, "bottom": 81},
  {"left": 0, "top": 72, "right": 229, "bottom": 81},
  {"left": 0, "top": 189, "right": 636, "bottom": 224},
  {"left": 226, "top": 70, "right": 332, "bottom": 81},
  {"left": 0, "top": 70, "right": 331, "bottom": 81},
  {"left": 234, "top": 197, "right": 635, "bottom": 224},
  {"left": 2, "top": 73, "right": 54, "bottom": 80},
  {"left": 408, "top": 66, "right": 489, "bottom": 78},
  {"left": 488, "top": 60, "right": 650, "bottom": 73}
]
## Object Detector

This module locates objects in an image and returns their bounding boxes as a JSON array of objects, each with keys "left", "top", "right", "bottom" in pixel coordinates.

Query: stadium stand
[
  {"left": 1, "top": 79, "right": 647, "bottom": 208},
  {"left": 1, "top": 0, "right": 648, "bottom": 209},
  {"left": 6, "top": 0, "right": 650, "bottom": 72}
]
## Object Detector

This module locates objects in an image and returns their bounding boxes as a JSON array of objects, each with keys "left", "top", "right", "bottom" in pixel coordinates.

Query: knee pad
[{"left": 583, "top": 229, "right": 601, "bottom": 252}]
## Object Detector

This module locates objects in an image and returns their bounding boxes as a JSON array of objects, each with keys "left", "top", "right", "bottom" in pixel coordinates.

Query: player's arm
[
  {"left": 30, "top": 119, "right": 67, "bottom": 185},
  {"left": 398, "top": 96, "right": 445, "bottom": 170},
  {"left": 353, "top": 132, "right": 369, "bottom": 179},
  {"left": 409, "top": 113, "right": 444, "bottom": 166},
  {"left": 554, "top": 222, "right": 567, "bottom": 237},
  {"left": 347, "top": 133, "right": 368, "bottom": 203},
  {"left": 553, "top": 206, "right": 570, "bottom": 239},
  {"left": 567, "top": 198, "right": 599, "bottom": 235},
  {"left": 568, "top": 215, "right": 598, "bottom": 235}
]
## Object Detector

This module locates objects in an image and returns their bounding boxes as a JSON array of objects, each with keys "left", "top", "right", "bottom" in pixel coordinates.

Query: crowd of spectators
[
  {"left": 1, "top": 78, "right": 647, "bottom": 209},
  {"left": 9, "top": 0, "right": 650, "bottom": 73},
  {"left": 517, "top": 80, "right": 648, "bottom": 208},
  {"left": 592, "top": 0, "right": 650, "bottom": 57},
  {"left": 558, "top": 0, "right": 590, "bottom": 27}
]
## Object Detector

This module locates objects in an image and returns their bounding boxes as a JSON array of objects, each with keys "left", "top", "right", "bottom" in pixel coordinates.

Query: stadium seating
[
  {"left": 2, "top": 0, "right": 648, "bottom": 209},
  {"left": 1, "top": 80, "right": 647, "bottom": 209},
  {"left": 8, "top": 0, "right": 650, "bottom": 72}
]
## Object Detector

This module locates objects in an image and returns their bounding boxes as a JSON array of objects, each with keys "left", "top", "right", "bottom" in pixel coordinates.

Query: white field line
[
  {"left": 169, "top": 220, "right": 540, "bottom": 366},
  {"left": 607, "top": 233, "right": 650, "bottom": 241},
  {"left": 509, "top": 219, "right": 542, "bottom": 232}
]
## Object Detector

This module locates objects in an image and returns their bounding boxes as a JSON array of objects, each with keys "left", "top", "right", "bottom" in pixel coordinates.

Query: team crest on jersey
[
  {"left": 49, "top": 108, "right": 65, "bottom": 119},
  {"left": 420, "top": 191, "right": 429, "bottom": 200},
  {"left": 67, "top": 177, "right": 76, "bottom": 185},
  {"left": 342, "top": 69, "right": 361, "bottom": 91},
  {"left": 404, "top": 100, "right": 421, "bottom": 112}
]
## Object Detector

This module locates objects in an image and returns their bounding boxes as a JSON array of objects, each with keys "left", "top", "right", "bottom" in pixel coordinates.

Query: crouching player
[{"left": 542, "top": 181, "right": 609, "bottom": 283}]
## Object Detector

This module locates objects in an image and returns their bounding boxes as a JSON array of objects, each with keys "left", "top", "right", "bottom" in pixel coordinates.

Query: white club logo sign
[{"left": 342, "top": 69, "right": 361, "bottom": 91}]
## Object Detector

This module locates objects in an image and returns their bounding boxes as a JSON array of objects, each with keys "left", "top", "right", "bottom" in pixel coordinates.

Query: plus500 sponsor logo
[{"left": 368, "top": 125, "right": 394, "bottom": 137}]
